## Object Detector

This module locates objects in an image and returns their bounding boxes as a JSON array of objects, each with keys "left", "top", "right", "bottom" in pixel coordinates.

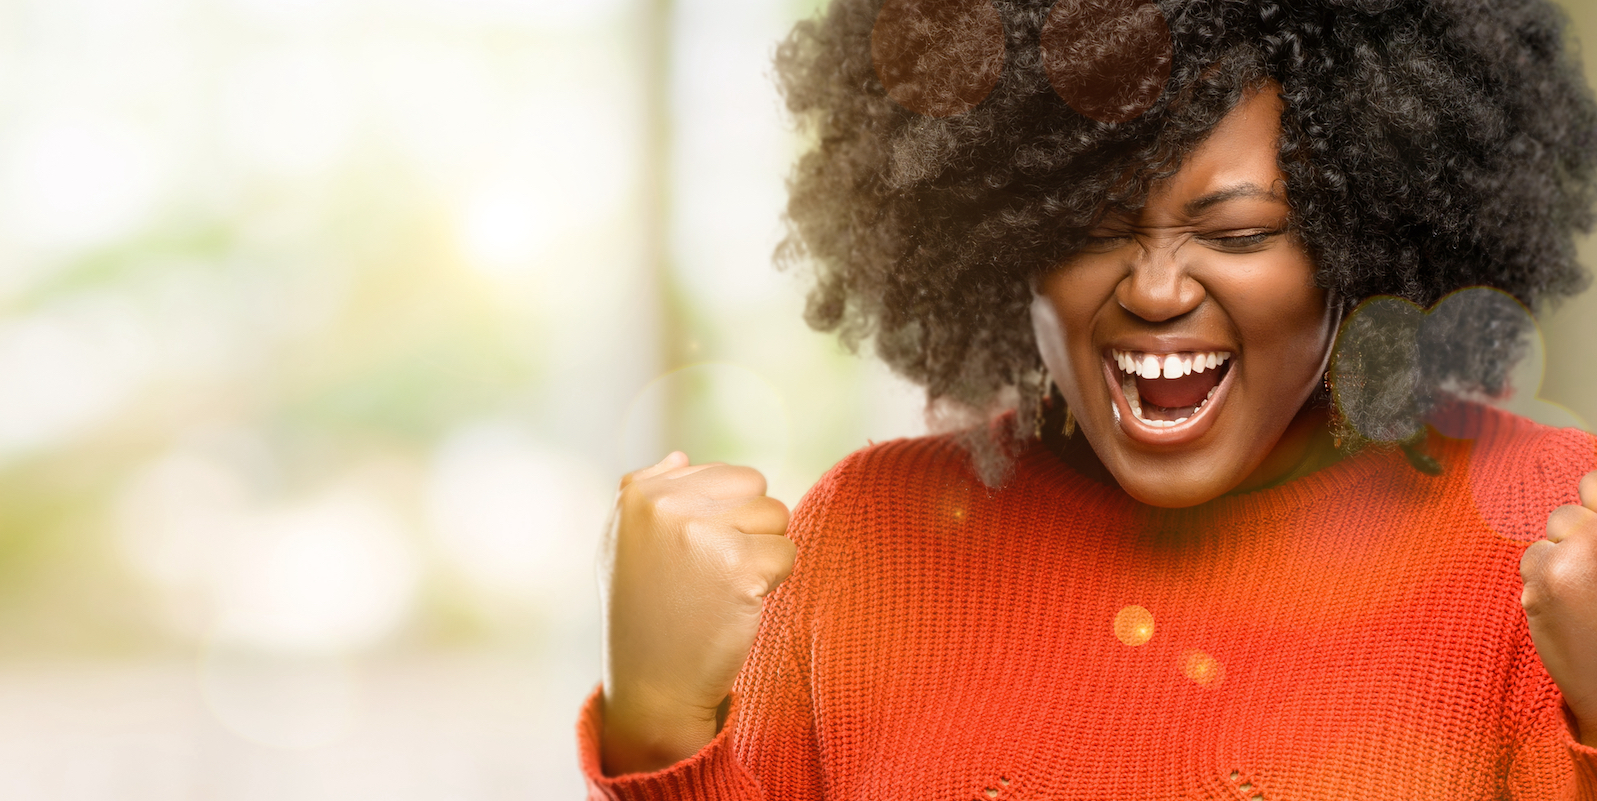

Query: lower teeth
[{"left": 1122, "top": 373, "right": 1214, "bottom": 428}]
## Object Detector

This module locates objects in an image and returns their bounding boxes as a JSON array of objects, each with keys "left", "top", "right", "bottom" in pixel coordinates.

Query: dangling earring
[
  {"left": 1039, "top": 368, "right": 1077, "bottom": 440},
  {"left": 1038, "top": 368, "right": 1076, "bottom": 440},
  {"left": 1035, "top": 369, "right": 1049, "bottom": 440},
  {"left": 1323, "top": 368, "right": 1343, "bottom": 449}
]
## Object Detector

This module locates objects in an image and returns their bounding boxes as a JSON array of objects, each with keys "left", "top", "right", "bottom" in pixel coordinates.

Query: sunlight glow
[{"left": 214, "top": 495, "right": 418, "bottom": 653}]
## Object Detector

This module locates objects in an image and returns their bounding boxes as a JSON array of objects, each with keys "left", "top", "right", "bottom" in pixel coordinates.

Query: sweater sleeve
[
  {"left": 576, "top": 451, "right": 862, "bottom": 800},
  {"left": 1500, "top": 426, "right": 1597, "bottom": 800},
  {"left": 1504, "top": 612, "right": 1597, "bottom": 801}
]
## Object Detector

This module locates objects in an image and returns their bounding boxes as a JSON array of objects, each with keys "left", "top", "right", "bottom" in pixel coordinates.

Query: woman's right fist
[{"left": 597, "top": 452, "right": 795, "bottom": 775}]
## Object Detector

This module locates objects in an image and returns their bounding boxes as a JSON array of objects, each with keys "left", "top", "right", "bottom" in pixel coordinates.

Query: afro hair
[{"left": 774, "top": 0, "right": 1597, "bottom": 481}]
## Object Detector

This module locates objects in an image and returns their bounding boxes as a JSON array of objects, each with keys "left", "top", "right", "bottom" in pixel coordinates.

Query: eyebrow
[{"left": 1183, "top": 183, "right": 1285, "bottom": 215}]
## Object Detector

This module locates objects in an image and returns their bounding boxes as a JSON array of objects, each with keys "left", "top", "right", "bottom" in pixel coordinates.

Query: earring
[
  {"left": 1038, "top": 368, "right": 1076, "bottom": 440},
  {"left": 1323, "top": 368, "right": 1344, "bottom": 449},
  {"left": 1035, "top": 369, "right": 1049, "bottom": 440}
]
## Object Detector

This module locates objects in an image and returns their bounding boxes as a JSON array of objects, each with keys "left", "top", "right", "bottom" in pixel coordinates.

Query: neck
[
  {"left": 1229, "top": 404, "right": 1341, "bottom": 494},
  {"left": 1048, "top": 402, "right": 1342, "bottom": 497}
]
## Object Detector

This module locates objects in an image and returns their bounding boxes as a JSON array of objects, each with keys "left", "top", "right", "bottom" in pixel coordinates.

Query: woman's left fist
[{"left": 1521, "top": 469, "right": 1597, "bottom": 747}]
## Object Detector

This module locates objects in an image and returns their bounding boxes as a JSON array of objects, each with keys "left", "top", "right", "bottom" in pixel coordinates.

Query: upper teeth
[{"left": 1112, "top": 349, "right": 1231, "bottom": 379}]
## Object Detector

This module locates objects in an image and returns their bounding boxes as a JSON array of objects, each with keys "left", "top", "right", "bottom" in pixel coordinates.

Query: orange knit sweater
[{"left": 580, "top": 404, "right": 1597, "bottom": 800}]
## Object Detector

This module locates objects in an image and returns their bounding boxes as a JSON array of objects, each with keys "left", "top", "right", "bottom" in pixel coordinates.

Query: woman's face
[{"left": 1032, "top": 86, "right": 1340, "bottom": 508}]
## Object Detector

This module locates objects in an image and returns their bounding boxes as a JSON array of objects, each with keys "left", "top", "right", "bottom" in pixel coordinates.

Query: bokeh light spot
[
  {"left": 871, "top": 0, "right": 1006, "bottom": 118},
  {"left": 1041, "top": 0, "right": 1173, "bottom": 124},
  {"left": 213, "top": 494, "right": 418, "bottom": 653},
  {"left": 1112, "top": 604, "right": 1154, "bottom": 646},
  {"left": 4, "top": 112, "right": 164, "bottom": 252},
  {"left": 937, "top": 482, "right": 971, "bottom": 532},
  {"left": 426, "top": 423, "right": 608, "bottom": 603},
  {"left": 618, "top": 362, "right": 790, "bottom": 491},
  {"left": 1335, "top": 287, "right": 1589, "bottom": 452},
  {"left": 0, "top": 302, "right": 154, "bottom": 459},
  {"left": 200, "top": 643, "right": 360, "bottom": 750},
  {"left": 1181, "top": 649, "right": 1224, "bottom": 687}
]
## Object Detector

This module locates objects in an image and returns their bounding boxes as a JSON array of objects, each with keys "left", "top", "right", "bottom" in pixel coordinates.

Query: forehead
[{"left": 1145, "top": 87, "right": 1290, "bottom": 212}]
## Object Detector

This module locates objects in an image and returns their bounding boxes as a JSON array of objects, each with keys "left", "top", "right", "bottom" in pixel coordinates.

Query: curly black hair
[{"left": 774, "top": 0, "right": 1597, "bottom": 480}]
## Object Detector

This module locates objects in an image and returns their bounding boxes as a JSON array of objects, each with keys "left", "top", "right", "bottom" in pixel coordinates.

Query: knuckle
[
  {"left": 652, "top": 491, "right": 698, "bottom": 520},
  {"left": 765, "top": 496, "right": 793, "bottom": 522},
  {"left": 1547, "top": 504, "right": 1588, "bottom": 535},
  {"left": 746, "top": 496, "right": 791, "bottom": 530},
  {"left": 729, "top": 580, "right": 767, "bottom": 606},
  {"left": 702, "top": 539, "right": 752, "bottom": 581},
  {"left": 773, "top": 547, "right": 798, "bottom": 582},
  {"left": 1536, "top": 554, "right": 1595, "bottom": 604},
  {"left": 618, "top": 482, "right": 663, "bottom": 521},
  {"left": 681, "top": 516, "right": 723, "bottom": 545},
  {"left": 620, "top": 482, "right": 704, "bottom": 534},
  {"left": 754, "top": 539, "right": 798, "bottom": 585},
  {"left": 617, "top": 469, "right": 640, "bottom": 491},
  {"left": 711, "top": 464, "right": 768, "bottom": 495},
  {"left": 1520, "top": 541, "right": 1549, "bottom": 576},
  {"left": 1521, "top": 583, "right": 1548, "bottom": 614},
  {"left": 617, "top": 480, "right": 647, "bottom": 508}
]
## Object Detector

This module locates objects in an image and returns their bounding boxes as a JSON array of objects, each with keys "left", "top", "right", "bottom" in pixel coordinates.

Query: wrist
[
  {"left": 599, "top": 686, "right": 723, "bottom": 775},
  {"left": 1578, "top": 714, "right": 1597, "bottom": 749},
  {"left": 1564, "top": 700, "right": 1597, "bottom": 749}
]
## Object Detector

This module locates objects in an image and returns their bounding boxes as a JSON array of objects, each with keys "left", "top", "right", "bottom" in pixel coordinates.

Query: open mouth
[{"left": 1105, "top": 349, "right": 1235, "bottom": 435}]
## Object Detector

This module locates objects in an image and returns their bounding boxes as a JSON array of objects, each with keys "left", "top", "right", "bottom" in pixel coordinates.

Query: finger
[
  {"left": 1547, "top": 503, "right": 1597, "bottom": 544},
  {"left": 1521, "top": 538, "right": 1554, "bottom": 581},
  {"left": 744, "top": 533, "right": 799, "bottom": 594},
  {"left": 716, "top": 495, "right": 791, "bottom": 537},
  {"left": 620, "top": 451, "right": 691, "bottom": 489},
  {"left": 628, "top": 461, "right": 720, "bottom": 494},
  {"left": 658, "top": 462, "right": 720, "bottom": 481},
  {"left": 1519, "top": 538, "right": 1556, "bottom": 610},
  {"left": 1580, "top": 470, "right": 1597, "bottom": 511},
  {"left": 678, "top": 463, "right": 769, "bottom": 500}
]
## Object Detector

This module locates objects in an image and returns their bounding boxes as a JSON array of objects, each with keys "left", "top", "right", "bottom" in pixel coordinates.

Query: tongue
[{"left": 1136, "top": 369, "right": 1221, "bottom": 409}]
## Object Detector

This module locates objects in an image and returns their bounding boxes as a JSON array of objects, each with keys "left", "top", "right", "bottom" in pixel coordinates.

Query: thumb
[{"left": 620, "top": 451, "right": 690, "bottom": 490}]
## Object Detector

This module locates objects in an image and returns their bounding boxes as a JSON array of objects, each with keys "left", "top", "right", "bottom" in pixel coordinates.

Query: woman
[{"left": 583, "top": 0, "right": 1597, "bottom": 797}]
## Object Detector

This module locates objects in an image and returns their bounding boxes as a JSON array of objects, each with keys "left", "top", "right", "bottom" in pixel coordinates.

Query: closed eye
[
  {"left": 1081, "top": 233, "right": 1133, "bottom": 253},
  {"left": 1203, "top": 230, "right": 1282, "bottom": 251}
]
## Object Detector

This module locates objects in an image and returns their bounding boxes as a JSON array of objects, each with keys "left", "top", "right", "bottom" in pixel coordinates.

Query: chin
[
  {"left": 1064, "top": 341, "right": 1323, "bottom": 509},
  {"left": 1098, "top": 446, "right": 1249, "bottom": 509}
]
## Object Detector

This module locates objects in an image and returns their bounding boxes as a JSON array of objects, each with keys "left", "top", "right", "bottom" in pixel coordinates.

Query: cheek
[
  {"left": 1031, "top": 271, "right": 1110, "bottom": 379},
  {"left": 1207, "top": 258, "right": 1328, "bottom": 349}
]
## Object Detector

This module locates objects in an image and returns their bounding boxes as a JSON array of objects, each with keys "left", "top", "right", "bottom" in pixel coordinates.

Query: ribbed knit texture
[{"left": 581, "top": 403, "right": 1597, "bottom": 800}]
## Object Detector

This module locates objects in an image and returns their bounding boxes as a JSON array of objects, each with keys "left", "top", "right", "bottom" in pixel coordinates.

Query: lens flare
[
  {"left": 871, "top": 0, "right": 1006, "bottom": 117},
  {"left": 1041, "top": 0, "right": 1172, "bottom": 124},
  {"left": 1181, "top": 649, "right": 1224, "bottom": 687},
  {"left": 1113, "top": 604, "right": 1154, "bottom": 646}
]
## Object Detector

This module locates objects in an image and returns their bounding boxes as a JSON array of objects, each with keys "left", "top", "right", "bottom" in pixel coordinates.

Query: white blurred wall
[
  {"left": 0, "top": 0, "right": 922, "bottom": 797},
  {"left": 0, "top": 0, "right": 1586, "bottom": 797}
]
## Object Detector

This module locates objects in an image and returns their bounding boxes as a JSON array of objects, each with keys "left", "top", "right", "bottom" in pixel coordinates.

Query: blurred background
[{"left": 0, "top": 0, "right": 1589, "bottom": 797}]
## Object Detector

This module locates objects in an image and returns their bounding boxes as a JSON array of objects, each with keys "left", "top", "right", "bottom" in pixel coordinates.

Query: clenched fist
[
  {"left": 597, "top": 452, "right": 796, "bottom": 775},
  {"left": 1521, "top": 469, "right": 1597, "bottom": 748}
]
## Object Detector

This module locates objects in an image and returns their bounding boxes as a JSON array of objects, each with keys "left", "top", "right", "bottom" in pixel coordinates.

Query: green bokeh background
[{"left": 0, "top": 0, "right": 1588, "bottom": 797}]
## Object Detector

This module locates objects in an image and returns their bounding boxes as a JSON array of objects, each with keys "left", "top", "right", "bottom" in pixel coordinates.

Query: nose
[{"left": 1114, "top": 242, "right": 1205, "bottom": 323}]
